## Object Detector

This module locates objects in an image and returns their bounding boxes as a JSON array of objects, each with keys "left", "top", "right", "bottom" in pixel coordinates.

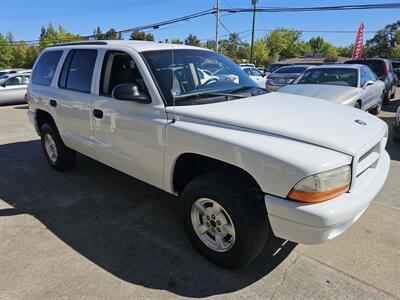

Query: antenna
[{"left": 170, "top": 0, "right": 176, "bottom": 123}]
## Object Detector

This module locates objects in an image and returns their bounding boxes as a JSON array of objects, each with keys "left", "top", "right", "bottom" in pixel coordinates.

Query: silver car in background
[
  {"left": 265, "top": 65, "right": 310, "bottom": 92},
  {"left": 278, "top": 64, "right": 385, "bottom": 115},
  {"left": 0, "top": 73, "right": 30, "bottom": 105}
]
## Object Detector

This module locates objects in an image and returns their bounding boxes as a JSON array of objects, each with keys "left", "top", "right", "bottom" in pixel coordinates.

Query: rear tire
[
  {"left": 383, "top": 90, "right": 390, "bottom": 105},
  {"left": 40, "top": 123, "right": 76, "bottom": 171},
  {"left": 390, "top": 87, "right": 396, "bottom": 99},
  {"left": 180, "top": 172, "right": 268, "bottom": 269}
]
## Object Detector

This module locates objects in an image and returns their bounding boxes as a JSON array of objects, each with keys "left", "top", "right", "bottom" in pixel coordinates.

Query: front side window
[
  {"left": 5, "top": 76, "right": 24, "bottom": 86},
  {"left": 142, "top": 49, "right": 257, "bottom": 105},
  {"left": 32, "top": 50, "right": 63, "bottom": 86},
  {"left": 100, "top": 51, "right": 148, "bottom": 97},
  {"left": 293, "top": 68, "right": 358, "bottom": 87},
  {"left": 59, "top": 49, "right": 97, "bottom": 93}
]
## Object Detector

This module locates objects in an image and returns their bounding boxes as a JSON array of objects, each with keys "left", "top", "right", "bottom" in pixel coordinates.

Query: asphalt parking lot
[{"left": 0, "top": 93, "right": 399, "bottom": 299}]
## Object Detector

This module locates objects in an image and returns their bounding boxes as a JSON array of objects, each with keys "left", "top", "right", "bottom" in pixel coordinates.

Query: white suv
[{"left": 27, "top": 41, "right": 390, "bottom": 268}]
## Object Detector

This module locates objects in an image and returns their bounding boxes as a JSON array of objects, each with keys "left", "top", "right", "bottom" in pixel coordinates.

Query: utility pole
[
  {"left": 215, "top": 0, "right": 219, "bottom": 53},
  {"left": 249, "top": 0, "right": 259, "bottom": 64}
]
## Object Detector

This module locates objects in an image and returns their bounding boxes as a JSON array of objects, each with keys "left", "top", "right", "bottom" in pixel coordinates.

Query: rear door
[
  {"left": 91, "top": 49, "right": 167, "bottom": 190},
  {"left": 50, "top": 48, "right": 98, "bottom": 157}
]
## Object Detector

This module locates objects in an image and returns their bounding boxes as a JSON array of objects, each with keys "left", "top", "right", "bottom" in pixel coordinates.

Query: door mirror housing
[
  {"left": 112, "top": 83, "right": 151, "bottom": 104},
  {"left": 363, "top": 80, "right": 374, "bottom": 89},
  {"left": 0, "top": 82, "right": 6, "bottom": 88}
]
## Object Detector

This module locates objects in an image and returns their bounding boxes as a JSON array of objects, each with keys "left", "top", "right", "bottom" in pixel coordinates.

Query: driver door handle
[{"left": 93, "top": 109, "right": 103, "bottom": 119}]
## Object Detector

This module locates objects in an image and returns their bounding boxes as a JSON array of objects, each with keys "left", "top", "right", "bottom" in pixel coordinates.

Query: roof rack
[{"left": 49, "top": 41, "right": 108, "bottom": 47}]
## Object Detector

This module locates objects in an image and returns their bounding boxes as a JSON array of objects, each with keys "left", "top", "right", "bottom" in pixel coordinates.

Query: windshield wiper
[
  {"left": 173, "top": 91, "right": 246, "bottom": 101},
  {"left": 229, "top": 85, "right": 268, "bottom": 94}
]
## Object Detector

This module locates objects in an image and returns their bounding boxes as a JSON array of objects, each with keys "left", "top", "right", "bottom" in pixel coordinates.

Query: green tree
[
  {"left": 171, "top": 38, "right": 183, "bottom": 44},
  {"left": 104, "top": 28, "right": 122, "bottom": 40},
  {"left": 92, "top": 26, "right": 104, "bottom": 40},
  {"left": 265, "top": 28, "right": 302, "bottom": 61},
  {"left": 250, "top": 39, "right": 269, "bottom": 66},
  {"left": 308, "top": 36, "right": 325, "bottom": 54},
  {"left": 39, "top": 24, "right": 81, "bottom": 48},
  {"left": 366, "top": 20, "right": 400, "bottom": 58},
  {"left": 129, "top": 30, "right": 154, "bottom": 41},
  {"left": 185, "top": 34, "right": 200, "bottom": 46},
  {"left": 0, "top": 33, "right": 13, "bottom": 69}
]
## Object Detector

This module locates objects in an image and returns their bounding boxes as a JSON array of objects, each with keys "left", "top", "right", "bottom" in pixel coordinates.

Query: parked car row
[{"left": 242, "top": 58, "right": 398, "bottom": 115}]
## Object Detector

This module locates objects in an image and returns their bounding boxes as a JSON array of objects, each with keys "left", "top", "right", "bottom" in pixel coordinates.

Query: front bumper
[{"left": 264, "top": 150, "right": 390, "bottom": 245}]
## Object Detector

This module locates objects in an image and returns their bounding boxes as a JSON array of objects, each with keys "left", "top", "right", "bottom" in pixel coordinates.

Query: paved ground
[{"left": 0, "top": 93, "right": 399, "bottom": 299}]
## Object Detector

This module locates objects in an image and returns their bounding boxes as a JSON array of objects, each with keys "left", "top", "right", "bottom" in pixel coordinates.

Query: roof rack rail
[{"left": 49, "top": 41, "right": 108, "bottom": 47}]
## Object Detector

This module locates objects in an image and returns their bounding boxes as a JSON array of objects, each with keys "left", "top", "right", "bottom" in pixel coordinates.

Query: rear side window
[
  {"left": 59, "top": 49, "right": 97, "bottom": 93},
  {"left": 32, "top": 51, "right": 63, "bottom": 86}
]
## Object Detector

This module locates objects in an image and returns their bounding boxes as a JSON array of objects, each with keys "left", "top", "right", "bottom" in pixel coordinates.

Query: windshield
[
  {"left": 275, "top": 66, "right": 309, "bottom": 74},
  {"left": 142, "top": 49, "right": 257, "bottom": 105},
  {"left": 293, "top": 68, "right": 358, "bottom": 87}
]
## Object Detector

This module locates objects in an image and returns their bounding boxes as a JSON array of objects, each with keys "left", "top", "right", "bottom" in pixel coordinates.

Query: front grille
[{"left": 350, "top": 129, "right": 387, "bottom": 191}]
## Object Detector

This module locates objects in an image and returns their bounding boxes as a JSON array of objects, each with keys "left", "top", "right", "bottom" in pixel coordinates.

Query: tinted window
[
  {"left": 346, "top": 60, "right": 384, "bottom": 77},
  {"left": 32, "top": 51, "right": 63, "bottom": 86},
  {"left": 62, "top": 49, "right": 97, "bottom": 93},
  {"left": 58, "top": 50, "right": 74, "bottom": 89},
  {"left": 6, "top": 76, "right": 24, "bottom": 86},
  {"left": 250, "top": 68, "right": 263, "bottom": 76},
  {"left": 275, "top": 66, "right": 308, "bottom": 74}
]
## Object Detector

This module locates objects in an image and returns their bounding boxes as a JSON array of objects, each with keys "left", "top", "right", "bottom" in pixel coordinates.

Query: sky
[{"left": 0, "top": 0, "right": 399, "bottom": 46}]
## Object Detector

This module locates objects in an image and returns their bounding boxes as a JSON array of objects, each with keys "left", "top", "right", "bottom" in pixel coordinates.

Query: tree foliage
[
  {"left": 0, "top": 21, "right": 399, "bottom": 70},
  {"left": 129, "top": 30, "right": 155, "bottom": 41}
]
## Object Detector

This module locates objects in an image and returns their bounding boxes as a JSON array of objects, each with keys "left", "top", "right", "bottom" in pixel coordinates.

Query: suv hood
[{"left": 168, "top": 92, "right": 387, "bottom": 156}]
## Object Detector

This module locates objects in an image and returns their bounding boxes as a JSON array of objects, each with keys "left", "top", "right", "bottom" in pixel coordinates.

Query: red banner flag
[{"left": 352, "top": 23, "right": 365, "bottom": 59}]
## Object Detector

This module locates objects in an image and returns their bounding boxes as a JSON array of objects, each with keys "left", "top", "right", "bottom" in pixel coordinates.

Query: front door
[{"left": 91, "top": 50, "right": 167, "bottom": 190}]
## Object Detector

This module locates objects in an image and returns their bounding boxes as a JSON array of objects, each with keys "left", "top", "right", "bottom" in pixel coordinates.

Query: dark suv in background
[
  {"left": 345, "top": 58, "right": 397, "bottom": 104},
  {"left": 392, "top": 61, "right": 400, "bottom": 86}
]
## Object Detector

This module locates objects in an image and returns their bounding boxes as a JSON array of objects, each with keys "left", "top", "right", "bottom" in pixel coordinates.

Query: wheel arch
[{"left": 171, "top": 152, "right": 263, "bottom": 196}]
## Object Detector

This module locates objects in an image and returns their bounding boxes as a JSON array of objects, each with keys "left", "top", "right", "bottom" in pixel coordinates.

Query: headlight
[{"left": 287, "top": 166, "right": 351, "bottom": 203}]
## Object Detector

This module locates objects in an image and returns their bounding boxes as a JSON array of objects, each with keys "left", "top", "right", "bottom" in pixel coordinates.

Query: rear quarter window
[{"left": 31, "top": 51, "right": 63, "bottom": 86}]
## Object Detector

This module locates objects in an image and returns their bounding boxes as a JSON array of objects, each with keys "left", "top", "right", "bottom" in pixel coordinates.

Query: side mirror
[
  {"left": 0, "top": 82, "right": 6, "bottom": 88},
  {"left": 363, "top": 80, "right": 374, "bottom": 89},
  {"left": 112, "top": 83, "right": 151, "bottom": 104}
]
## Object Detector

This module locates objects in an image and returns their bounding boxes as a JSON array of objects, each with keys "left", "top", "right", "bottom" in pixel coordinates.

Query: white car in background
[
  {"left": 0, "top": 73, "right": 30, "bottom": 105},
  {"left": 241, "top": 66, "right": 267, "bottom": 88},
  {"left": 279, "top": 64, "right": 385, "bottom": 115}
]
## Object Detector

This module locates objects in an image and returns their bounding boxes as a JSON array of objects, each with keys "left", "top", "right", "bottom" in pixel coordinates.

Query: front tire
[
  {"left": 180, "top": 173, "right": 268, "bottom": 269},
  {"left": 40, "top": 123, "right": 76, "bottom": 171}
]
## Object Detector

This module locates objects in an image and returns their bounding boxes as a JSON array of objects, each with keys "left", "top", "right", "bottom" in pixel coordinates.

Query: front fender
[{"left": 164, "top": 116, "right": 352, "bottom": 197}]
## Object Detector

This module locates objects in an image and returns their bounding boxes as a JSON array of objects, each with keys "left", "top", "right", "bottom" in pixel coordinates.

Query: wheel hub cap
[
  {"left": 44, "top": 133, "right": 58, "bottom": 163},
  {"left": 191, "top": 198, "right": 236, "bottom": 252}
]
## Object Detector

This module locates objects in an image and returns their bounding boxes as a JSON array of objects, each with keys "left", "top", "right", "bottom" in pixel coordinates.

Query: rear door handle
[
  {"left": 49, "top": 99, "right": 57, "bottom": 107},
  {"left": 93, "top": 109, "right": 103, "bottom": 119}
]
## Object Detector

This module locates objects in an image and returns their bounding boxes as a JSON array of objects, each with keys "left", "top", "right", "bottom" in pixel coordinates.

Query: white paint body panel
[{"left": 27, "top": 41, "right": 390, "bottom": 245}]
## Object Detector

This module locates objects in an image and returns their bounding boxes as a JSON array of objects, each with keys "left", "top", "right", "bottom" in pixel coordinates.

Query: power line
[
  {"left": 4, "top": 2, "right": 399, "bottom": 46},
  {"left": 221, "top": 3, "right": 400, "bottom": 13}
]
